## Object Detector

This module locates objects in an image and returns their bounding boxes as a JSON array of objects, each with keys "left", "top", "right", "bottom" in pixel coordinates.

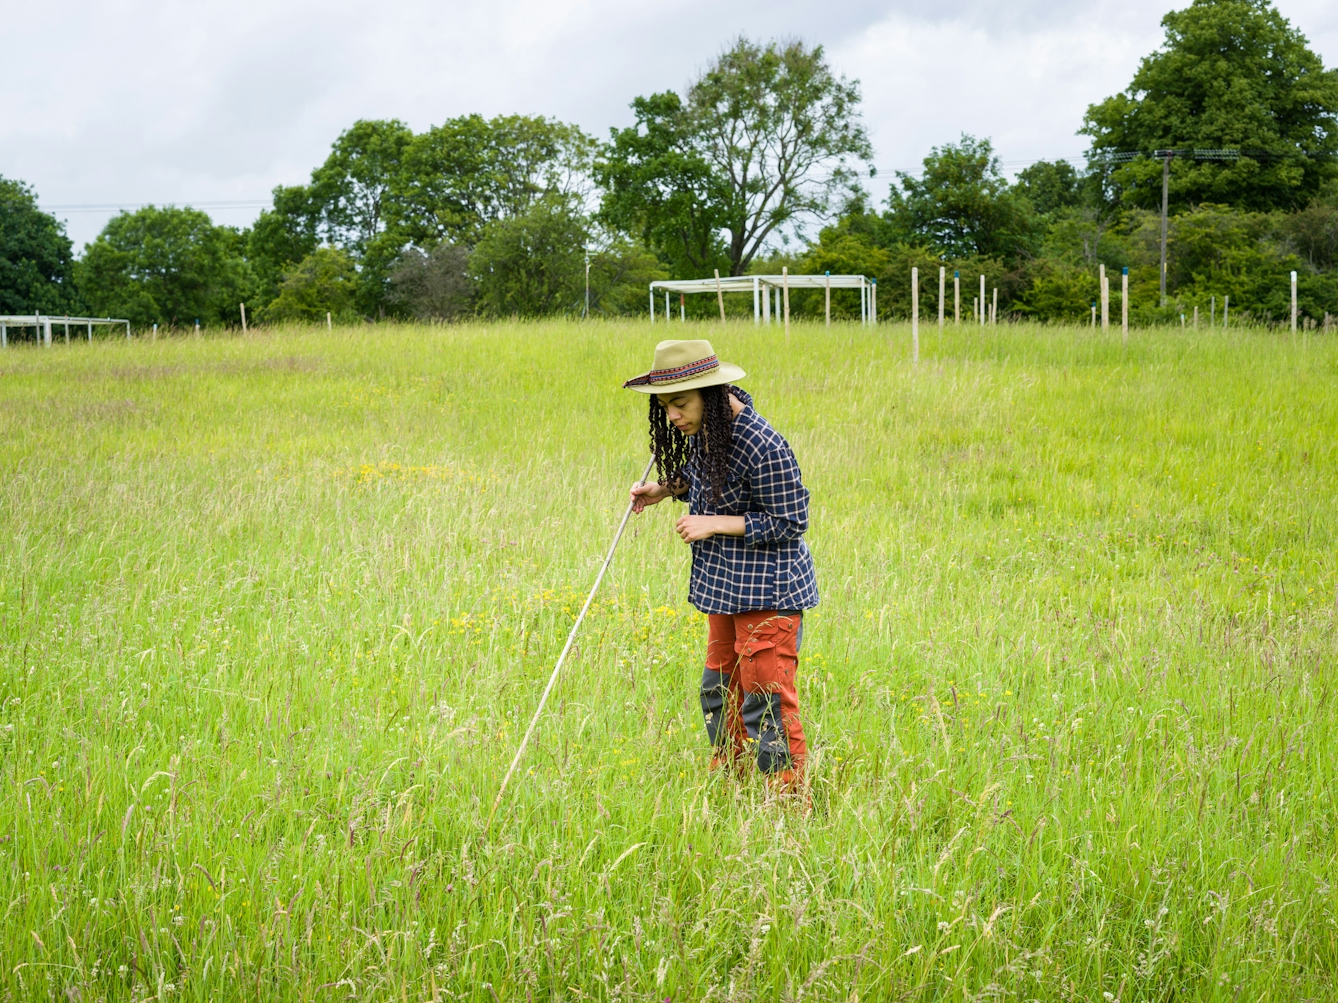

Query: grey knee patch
[
  {"left": 699, "top": 668, "right": 731, "bottom": 746},
  {"left": 740, "top": 690, "right": 791, "bottom": 774}
]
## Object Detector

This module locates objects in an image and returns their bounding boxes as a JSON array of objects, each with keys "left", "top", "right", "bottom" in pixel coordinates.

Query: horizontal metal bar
[{"left": 0, "top": 316, "right": 129, "bottom": 324}]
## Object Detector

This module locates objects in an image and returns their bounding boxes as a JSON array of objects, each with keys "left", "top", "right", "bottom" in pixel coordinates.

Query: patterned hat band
[{"left": 626, "top": 354, "right": 720, "bottom": 387}]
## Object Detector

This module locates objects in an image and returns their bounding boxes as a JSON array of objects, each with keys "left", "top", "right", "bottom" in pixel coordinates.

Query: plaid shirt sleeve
[{"left": 742, "top": 440, "right": 808, "bottom": 547}]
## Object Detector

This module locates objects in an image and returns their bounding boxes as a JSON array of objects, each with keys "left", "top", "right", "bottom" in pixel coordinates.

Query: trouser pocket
[{"left": 735, "top": 614, "right": 806, "bottom": 775}]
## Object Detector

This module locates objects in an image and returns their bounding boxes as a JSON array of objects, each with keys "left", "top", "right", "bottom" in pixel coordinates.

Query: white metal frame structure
[
  {"left": 0, "top": 315, "right": 131, "bottom": 348},
  {"left": 648, "top": 274, "right": 876, "bottom": 326}
]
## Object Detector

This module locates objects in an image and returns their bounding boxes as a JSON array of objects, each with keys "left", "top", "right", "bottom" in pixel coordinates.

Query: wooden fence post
[
  {"left": 782, "top": 267, "right": 790, "bottom": 337},
  {"left": 1100, "top": 264, "right": 1109, "bottom": 331},
  {"left": 714, "top": 269, "right": 725, "bottom": 322},
  {"left": 1291, "top": 270, "right": 1297, "bottom": 333},
  {"left": 991, "top": 288, "right": 998, "bottom": 326},
  {"left": 1122, "top": 267, "right": 1129, "bottom": 344},
  {"left": 825, "top": 272, "right": 831, "bottom": 328},
  {"left": 938, "top": 267, "right": 945, "bottom": 330},
  {"left": 911, "top": 266, "right": 919, "bottom": 364},
  {"left": 979, "top": 275, "right": 986, "bottom": 327},
  {"left": 954, "top": 270, "right": 960, "bottom": 325},
  {"left": 240, "top": 303, "right": 248, "bottom": 332},
  {"left": 1224, "top": 295, "right": 1229, "bottom": 328}
]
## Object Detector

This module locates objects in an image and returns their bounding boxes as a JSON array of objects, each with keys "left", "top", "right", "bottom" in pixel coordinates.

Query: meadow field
[{"left": 2, "top": 319, "right": 1336, "bottom": 1002}]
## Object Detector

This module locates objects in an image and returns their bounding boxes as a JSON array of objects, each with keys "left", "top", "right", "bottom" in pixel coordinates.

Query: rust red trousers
[{"left": 701, "top": 610, "right": 808, "bottom": 778}]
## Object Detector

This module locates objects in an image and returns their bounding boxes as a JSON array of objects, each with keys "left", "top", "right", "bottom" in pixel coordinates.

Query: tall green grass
[{"left": 2, "top": 320, "right": 1336, "bottom": 1001}]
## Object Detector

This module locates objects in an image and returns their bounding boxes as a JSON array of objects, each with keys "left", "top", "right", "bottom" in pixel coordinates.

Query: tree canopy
[
  {"left": 885, "top": 136, "right": 1038, "bottom": 260},
  {"left": 599, "top": 38, "right": 871, "bottom": 277},
  {"left": 0, "top": 176, "right": 77, "bottom": 314},
  {"left": 1082, "top": 0, "right": 1338, "bottom": 212},
  {"left": 78, "top": 206, "right": 248, "bottom": 327}
]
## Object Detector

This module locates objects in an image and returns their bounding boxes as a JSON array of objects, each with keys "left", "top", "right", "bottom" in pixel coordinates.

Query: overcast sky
[{"left": 4, "top": 0, "right": 1336, "bottom": 250}]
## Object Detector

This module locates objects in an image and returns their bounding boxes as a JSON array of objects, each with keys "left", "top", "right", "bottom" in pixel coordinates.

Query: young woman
[{"left": 625, "top": 339, "right": 818, "bottom": 793}]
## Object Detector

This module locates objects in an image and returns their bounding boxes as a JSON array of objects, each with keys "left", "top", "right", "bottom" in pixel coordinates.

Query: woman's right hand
[{"left": 631, "top": 480, "right": 670, "bottom": 513}]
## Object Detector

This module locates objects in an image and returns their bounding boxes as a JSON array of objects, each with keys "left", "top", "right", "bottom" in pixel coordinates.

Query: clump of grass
[{"left": 1, "top": 319, "right": 1336, "bottom": 1000}]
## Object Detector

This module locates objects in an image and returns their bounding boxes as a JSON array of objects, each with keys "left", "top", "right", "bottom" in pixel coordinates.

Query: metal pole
[
  {"left": 64, "top": 316, "right": 69, "bottom": 344},
  {"left": 753, "top": 276, "right": 759, "bottom": 326},
  {"left": 954, "top": 270, "right": 960, "bottom": 325},
  {"left": 87, "top": 320, "right": 92, "bottom": 341},
  {"left": 488, "top": 454, "right": 656, "bottom": 829},
  {"left": 1160, "top": 152, "right": 1171, "bottom": 308},
  {"left": 125, "top": 321, "right": 131, "bottom": 340}
]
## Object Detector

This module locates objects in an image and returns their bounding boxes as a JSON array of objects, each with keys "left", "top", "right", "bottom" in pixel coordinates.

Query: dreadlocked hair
[{"left": 648, "top": 384, "right": 737, "bottom": 503}]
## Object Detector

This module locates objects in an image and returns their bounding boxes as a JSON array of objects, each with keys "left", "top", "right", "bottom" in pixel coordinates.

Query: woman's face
[{"left": 656, "top": 389, "right": 704, "bottom": 436}]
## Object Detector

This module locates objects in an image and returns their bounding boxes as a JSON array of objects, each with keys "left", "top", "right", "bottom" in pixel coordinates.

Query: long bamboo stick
[{"left": 487, "top": 454, "right": 657, "bottom": 827}]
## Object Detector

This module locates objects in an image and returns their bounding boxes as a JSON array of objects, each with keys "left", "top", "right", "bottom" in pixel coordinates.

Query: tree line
[{"left": 2, "top": 0, "right": 1337, "bottom": 331}]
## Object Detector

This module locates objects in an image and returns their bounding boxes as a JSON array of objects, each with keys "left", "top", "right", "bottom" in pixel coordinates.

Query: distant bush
[
  {"left": 260, "top": 247, "right": 359, "bottom": 324},
  {"left": 386, "top": 244, "right": 473, "bottom": 320}
]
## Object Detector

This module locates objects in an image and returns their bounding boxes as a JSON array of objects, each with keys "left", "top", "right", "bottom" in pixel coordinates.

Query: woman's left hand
[{"left": 675, "top": 514, "right": 744, "bottom": 542}]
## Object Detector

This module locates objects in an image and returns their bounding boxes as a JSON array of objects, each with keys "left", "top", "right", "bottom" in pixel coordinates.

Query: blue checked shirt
[{"left": 676, "top": 389, "right": 819, "bottom": 615}]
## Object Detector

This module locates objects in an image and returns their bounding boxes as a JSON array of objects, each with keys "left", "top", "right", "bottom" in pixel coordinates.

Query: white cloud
[{"left": 2, "top": 0, "right": 1334, "bottom": 249}]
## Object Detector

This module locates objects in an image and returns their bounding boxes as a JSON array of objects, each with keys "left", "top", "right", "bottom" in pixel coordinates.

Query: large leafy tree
[
  {"left": 597, "top": 92, "right": 732, "bottom": 278},
  {"left": 1014, "top": 160, "right": 1088, "bottom": 217},
  {"left": 600, "top": 38, "right": 872, "bottom": 277},
  {"left": 0, "top": 176, "right": 77, "bottom": 314},
  {"left": 245, "top": 184, "right": 320, "bottom": 308},
  {"left": 1082, "top": 0, "right": 1338, "bottom": 212},
  {"left": 392, "top": 114, "right": 595, "bottom": 248},
  {"left": 885, "top": 135, "right": 1038, "bottom": 260},
  {"left": 308, "top": 119, "right": 415, "bottom": 255},
  {"left": 78, "top": 206, "right": 249, "bottom": 327}
]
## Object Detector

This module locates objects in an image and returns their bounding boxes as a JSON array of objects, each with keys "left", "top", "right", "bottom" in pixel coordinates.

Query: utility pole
[{"left": 1157, "top": 150, "right": 1173, "bottom": 308}]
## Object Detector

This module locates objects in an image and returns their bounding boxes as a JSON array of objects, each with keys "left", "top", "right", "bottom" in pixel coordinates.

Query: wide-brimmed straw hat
[{"left": 622, "top": 339, "right": 746, "bottom": 394}]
